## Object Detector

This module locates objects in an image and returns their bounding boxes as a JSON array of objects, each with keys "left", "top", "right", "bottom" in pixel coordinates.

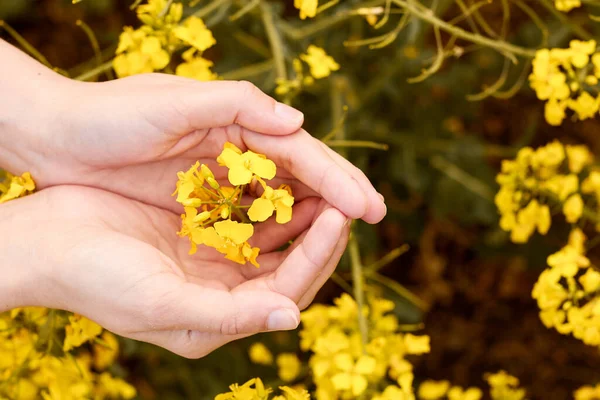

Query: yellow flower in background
[
  {"left": 294, "top": 0, "right": 318, "bottom": 19},
  {"left": 276, "top": 386, "right": 311, "bottom": 400},
  {"left": 555, "top": 0, "right": 581, "bottom": 11},
  {"left": 575, "top": 383, "right": 600, "bottom": 400},
  {"left": 0, "top": 171, "right": 35, "bottom": 203},
  {"left": 113, "top": 28, "right": 170, "bottom": 77},
  {"left": 544, "top": 99, "right": 567, "bottom": 126},
  {"left": 249, "top": 184, "right": 295, "bottom": 223},
  {"left": 330, "top": 354, "right": 377, "bottom": 397},
  {"left": 174, "top": 16, "right": 216, "bottom": 52},
  {"left": 63, "top": 315, "right": 103, "bottom": 352},
  {"left": 93, "top": 332, "right": 120, "bottom": 371},
  {"left": 568, "top": 92, "right": 599, "bottom": 120},
  {"left": 249, "top": 343, "right": 274, "bottom": 365},
  {"left": 96, "top": 372, "right": 137, "bottom": 399},
  {"left": 418, "top": 380, "right": 450, "bottom": 399},
  {"left": 485, "top": 371, "right": 526, "bottom": 400},
  {"left": 300, "top": 45, "right": 340, "bottom": 79},
  {"left": 277, "top": 353, "right": 302, "bottom": 382},
  {"left": 570, "top": 40, "right": 596, "bottom": 68},
  {"left": 448, "top": 386, "right": 483, "bottom": 400},
  {"left": 563, "top": 193, "right": 583, "bottom": 223},
  {"left": 176, "top": 48, "right": 217, "bottom": 81},
  {"left": 566, "top": 145, "right": 593, "bottom": 174},
  {"left": 217, "top": 142, "right": 277, "bottom": 185},
  {"left": 137, "top": 0, "right": 182, "bottom": 26}
]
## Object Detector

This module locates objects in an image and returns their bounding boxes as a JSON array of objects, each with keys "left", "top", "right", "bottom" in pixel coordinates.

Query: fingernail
[
  {"left": 275, "top": 102, "right": 304, "bottom": 124},
  {"left": 343, "top": 218, "right": 352, "bottom": 228},
  {"left": 267, "top": 309, "right": 299, "bottom": 331}
]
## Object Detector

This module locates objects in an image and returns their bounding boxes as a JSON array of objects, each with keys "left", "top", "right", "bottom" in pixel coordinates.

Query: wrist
[
  {"left": 0, "top": 40, "right": 73, "bottom": 177},
  {"left": 0, "top": 196, "right": 39, "bottom": 312}
]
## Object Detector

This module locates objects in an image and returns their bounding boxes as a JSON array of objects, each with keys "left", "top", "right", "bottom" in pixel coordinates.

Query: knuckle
[{"left": 236, "top": 80, "right": 260, "bottom": 100}]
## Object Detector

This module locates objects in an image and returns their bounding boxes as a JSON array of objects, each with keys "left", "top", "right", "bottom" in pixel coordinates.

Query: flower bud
[
  {"left": 182, "top": 198, "right": 203, "bottom": 207},
  {"left": 193, "top": 211, "right": 211, "bottom": 223},
  {"left": 220, "top": 207, "right": 230, "bottom": 219},
  {"left": 207, "top": 177, "right": 220, "bottom": 190},
  {"left": 201, "top": 164, "right": 215, "bottom": 179}
]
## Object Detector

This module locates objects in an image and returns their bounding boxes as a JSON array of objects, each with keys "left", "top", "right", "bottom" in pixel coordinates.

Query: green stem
[
  {"left": 260, "top": 1, "right": 287, "bottom": 84},
  {"left": 220, "top": 60, "right": 274, "bottom": 80},
  {"left": 391, "top": 0, "right": 537, "bottom": 58},
  {"left": 349, "top": 236, "right": 369, "bottom": 349}
]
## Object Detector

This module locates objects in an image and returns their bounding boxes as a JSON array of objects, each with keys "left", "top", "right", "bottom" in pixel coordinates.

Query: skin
[{"left": 0, "top": 39, "right": 386, "bottom": 358}]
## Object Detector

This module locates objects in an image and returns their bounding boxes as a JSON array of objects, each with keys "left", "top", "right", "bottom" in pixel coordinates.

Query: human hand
[
  {"left": 1, "top": 46, "right": 386, "bottom": 223},
  {"left": 1, "top": 185, "right": 350, "bottom": 358}
]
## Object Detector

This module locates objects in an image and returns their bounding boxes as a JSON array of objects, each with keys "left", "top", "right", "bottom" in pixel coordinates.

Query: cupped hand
[
  {"left": 4, "top": 185, "right": 350, "bottom": 358},
  {"left": 10, "top": 72, "right": 386, "bottom": 224}
]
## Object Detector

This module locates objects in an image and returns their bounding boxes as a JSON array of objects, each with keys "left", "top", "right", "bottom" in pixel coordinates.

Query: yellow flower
[
  {"left": 403, "top": 333, "right": 430, "bottom": 354},
  {"left": 300, "top": 45, "right": 340, "bottom": 79},
  {"left": 277, "top": 353, "right": 302, "bottom": 382},
  {"left": 203, "top": 220, "right": 260, "bottom": 266},
  {"left": 294, "top": 0, "right": 318, "bottom": 19},
  {"left": 544, "top": 99, "right": 567, "bottom": 126},
  {"left": 63, "top": 315, "right": 103, "bottom": 352},
  {"left": 248, "top": 343, "right": 274, "bottom": 365},
  {"left": 217, "top": 142, "right": 277, "bottom": 186},
  {"left": 569, "top": 40, "right": 596, "bottom": 68},
  {"left": 113, "top": 28, "right": 170, "bottom": 77},
  {"left": 0, "top": 171, "right": 35, "bottom": 203},
  {"left": 96, "top": 372, "right": 137, "bottom": 399},
  {"left": 418, "top": 380, "right": 450, "bottom": 400},
  {"left": 485, "top": 371, "right": 526, "bottom": 400},
  {"left": 575, "top": 384, "right": 600, "bottom": 400},
  {"left": 174, "top": 16, "right": 216, "bottom": 52},
  {"left": 448, "top": 386, "right": 483, "bottom": 400},
  {"left": 555, "top": 0, "right": 581, "bottom": 11},
  {"left": 215, "top": 378, "right": 272, "bottom": 400},
  {"left": 176, "top": 48, "right": 217, "bottom": 81},
  {"left": 566, "top": 145, "right": 593, "bottom": 173},
  {"left": 93, "top": 331, "right": 119, "bottom": 371},
  {"left": 277, "top": 386, "right": 310, "bottom": 400},
  {"left": 177, "top": 207, "right": 209, "bottom": 255},
  {"left": 137, "top": 0, "right": 182, "bottom": 26},
  {"left": 568, "top": 92, "right": 599, "bottom": 120},
  {"left": 330, "top": 354, "right": 376, "bottom": 397},
  {"left": 563, "top": 193, "right": 584, "bottom": 223},
  {"left": 248, "top": 184, "right": 295, "bottom": 224}
]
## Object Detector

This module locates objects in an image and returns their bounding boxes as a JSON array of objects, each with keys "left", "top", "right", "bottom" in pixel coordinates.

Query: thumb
[
  {"left": 172, "top": 79, "right": 304, "bottom": 135},
  {"left": 149, "top": 281, "right": 301, "bottom": 335}
]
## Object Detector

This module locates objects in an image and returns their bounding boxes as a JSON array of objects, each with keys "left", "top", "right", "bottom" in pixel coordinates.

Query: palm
[{"left": 37, "top": 185, "right": 347, "bottom": 358}]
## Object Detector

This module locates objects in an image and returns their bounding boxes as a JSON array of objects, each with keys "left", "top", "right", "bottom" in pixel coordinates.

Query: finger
[
  {"left": 148, "top": 280, "right": 300, "bottom": 336},
  {"left": 319, "top": 142, "right": 387, "bottom": 224},
  {"left": 297, "top": 222, "right": 351, "bottom": 309},
  {"left": 242, "top": 129, "right": 385, "bottom": 222},
  {"left": 171, "top": 79, "right": 304, "bottom": 135},
  {"left": 268, "top": 208, "right": 348, "bottom": 302}
]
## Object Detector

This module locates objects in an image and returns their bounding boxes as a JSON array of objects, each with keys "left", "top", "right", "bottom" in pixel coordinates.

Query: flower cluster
[
  {"left": 113, "top": 0, "right": 216, "bottom": 80},
  {"left": 416, "top": 371, "right": 524, "bottom": 400},
  {"left": 0, "top": 309, "right": 135, "bottom": 400},
  {"left": 214, "top": 378, "right": 309, "bottom": 400},
  {"left": 575, "top": 383, "right": 600, "bottom": 400},
  {"left": 532, "top": 228, "right": 600, "bottom": 346},
  {"left": 529, "top": 40, "right": 600, "bottom": 126},
  {"left": 173, "top": 142, "right": 294, "bottom": 266},
  {"left": 495, "top": 141, "right": 594, "bottom": 243},
  {"left": 276, "top": 46, "right": 340, "bottom": 97},
  {"left": 0, "top": 171, "right": 35, "bottom": 203},
  {"left": 300, "top": 293, "right": 430, "bottom": 399}
]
